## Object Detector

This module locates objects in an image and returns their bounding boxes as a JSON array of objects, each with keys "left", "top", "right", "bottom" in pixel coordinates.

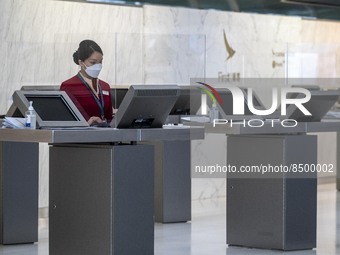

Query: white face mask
[{"left": 83, "top": 63, "right": 102, "bottom": 78}]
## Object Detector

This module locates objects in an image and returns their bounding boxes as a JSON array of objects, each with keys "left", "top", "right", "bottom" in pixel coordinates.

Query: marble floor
[{"left": 0, "top": 180, "right": 339, "bottom": 255}]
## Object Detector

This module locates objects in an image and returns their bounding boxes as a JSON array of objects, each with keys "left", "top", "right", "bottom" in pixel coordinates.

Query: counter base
[
  {"left": 49, "top": 143, "right": 154, "bottom": 255},
  {"left": 0, "top": 142, "right": 38, "bottom": 245},
  {"left": 226, "top": 135, "right": 317, "bottom": 251}
]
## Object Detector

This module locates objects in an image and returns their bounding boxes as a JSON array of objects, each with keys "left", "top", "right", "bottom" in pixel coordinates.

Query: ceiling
[{"left": 61, "top": 0, "right": 340, "bottom": 21}]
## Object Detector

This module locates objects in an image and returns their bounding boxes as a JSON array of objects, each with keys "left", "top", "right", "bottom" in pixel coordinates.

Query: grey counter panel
[
  {"left": 226, "top": 135, "right": 317, "bottom": 250},
  {"left": 140, "top": 127, "right": 204, "bottom": 141},
  {"left": 0, "top": 142, "right": 38, "bottom": 244},
  {"left": 0, "top": 128, "right": 138, "bottom": 143},
  {"left": 152, "top": 140, "right": 191, "bottom": 223},
  {"left": 49, "top": 144, "right": 154, "bottom": 255},
  {"left": 0, "top": 127, "right": 204, "bottom": 143},
  {"left": 306, "top": 120, "right": 340, "bottom": 133}
]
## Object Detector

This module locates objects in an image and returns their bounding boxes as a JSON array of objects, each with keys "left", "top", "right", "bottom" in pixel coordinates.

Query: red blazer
[{"left": 60, "top": 75, "right": 113, "bottom": 122}]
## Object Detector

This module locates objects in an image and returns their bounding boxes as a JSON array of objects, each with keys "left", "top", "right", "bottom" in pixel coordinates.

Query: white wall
[{"left": 1, "top": 0, "right": 340, "bottom": 207}]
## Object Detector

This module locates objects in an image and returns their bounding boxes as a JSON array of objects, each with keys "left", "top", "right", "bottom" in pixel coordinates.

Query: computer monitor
[
  {"left": 111, "top": 85, "right": 180, "bottom": 128},
  {"left": 282, "top": 90, "right": 340, "bottom": 122},
  {"left": 169, "top": 86, "right": 201, "bottom": 115},
  {"left": 7, "top": 91, "right": 89, "bottom": 128},
  {"left": 110, "top": 87, "right": 129, "bottom": 109}
]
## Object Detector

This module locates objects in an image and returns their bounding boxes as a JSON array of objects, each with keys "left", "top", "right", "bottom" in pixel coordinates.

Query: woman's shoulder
[{"left": 61, "top": 75, "right": 82, "bottom": 86}]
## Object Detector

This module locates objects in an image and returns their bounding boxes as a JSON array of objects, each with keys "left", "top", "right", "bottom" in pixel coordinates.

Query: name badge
[{"left": 103, "top": 90, "right": 109, "bottom": 96}]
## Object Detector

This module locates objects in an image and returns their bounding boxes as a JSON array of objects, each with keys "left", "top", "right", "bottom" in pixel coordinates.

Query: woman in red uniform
[{"left": 60, "top": 40, "right": 113, "bottom": 126}]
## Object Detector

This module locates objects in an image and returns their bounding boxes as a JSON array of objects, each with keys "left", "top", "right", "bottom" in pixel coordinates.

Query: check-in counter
[
  {"left": 150, "top": 119, "right": 340, "bottom": 227},
  {"left": 204, "top": 119, "right": 340, "bottom": 250},
  {"left": 0, "top": 127, "right": 204, "bottom": 255}
]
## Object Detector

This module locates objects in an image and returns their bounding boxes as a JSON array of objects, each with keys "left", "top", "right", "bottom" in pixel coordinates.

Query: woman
[{"left": 60, "top": 40, "right": 113, "bottom": 126}]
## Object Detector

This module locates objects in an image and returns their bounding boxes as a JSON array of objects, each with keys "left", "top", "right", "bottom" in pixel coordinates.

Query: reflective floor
[{"left": 0, "top": 180, "right": 339, "bottom": 255}]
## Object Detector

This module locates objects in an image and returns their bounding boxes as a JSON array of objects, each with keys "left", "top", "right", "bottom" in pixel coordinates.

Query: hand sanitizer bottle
[
  {"left": 209, "top": 103, "right": 219, "bottom": 123},
  {"left": 25, "top": 101, "right": 37, "bottom": 129}
]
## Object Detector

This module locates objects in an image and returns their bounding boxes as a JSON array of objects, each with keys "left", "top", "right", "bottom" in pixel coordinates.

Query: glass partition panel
[
  {"left": 115, "top": 33, "right": 206, "bottom": 85},
  {"left": 143, "top": 34, "right": 206, "bottom": 84},
  {"left": 115, "top": 33, "right": 144, "bottom": 86},
  {"left": 112, "top": 33, "right": 206, "bottom": 128},
  {"left": 5, "top": 42, "right": 56, "bottom": 112},
  {"left": 286, "top": 43, "right": 340, "bottom": 84}
]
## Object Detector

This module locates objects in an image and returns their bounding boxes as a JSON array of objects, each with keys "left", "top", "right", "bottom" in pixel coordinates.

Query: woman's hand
[{"left": 88, "top": 116, "right": 104, "bottom": 126}]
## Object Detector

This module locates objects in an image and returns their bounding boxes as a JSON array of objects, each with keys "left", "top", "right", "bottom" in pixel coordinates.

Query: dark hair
[{"left": 72, "top": 40, "right": 103, "bottom": 65}]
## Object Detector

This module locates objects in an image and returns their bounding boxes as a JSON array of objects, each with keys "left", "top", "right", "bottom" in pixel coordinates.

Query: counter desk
[{"left": 0, "top": 126, "right": 204, "bottom": 255}]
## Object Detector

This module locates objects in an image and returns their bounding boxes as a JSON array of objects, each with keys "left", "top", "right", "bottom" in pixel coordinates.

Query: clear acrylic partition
[
  {"left": 2, "top": 42, "right": 10, "bottom": 114},
  {"left": 197, "top": 41, "right": 340, "bottom": 111},
  {"left": 114, "top": 33, "right": 144, "bottom": 86},
  {"left": 112, "top": 33, "right": 206, "bottom": 128},
  {"left": 192, "top": 42, "right": 288, "bottom": 113},
  {"left": 286, "top": 43, "right": 340, "bottom": 181},
  {"left": 142, "top": 34, "right": 206, "bottom": 84},
  {"left": 286, "top": 43, "right": 340, "bottom": 88},
  {"left": 6, "top": 33, "right": 116, "bottom": 112},
  {"left": 5, "top": 42, "right": 57, "bottom": 113},
  {"left": 114, "top": 33, "right": 206, "bottom": 86}
]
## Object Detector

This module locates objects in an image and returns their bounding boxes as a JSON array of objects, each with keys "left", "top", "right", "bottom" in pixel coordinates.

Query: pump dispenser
[
  {"left": 25, "top": 101, "right": 37, "bottom": 129},
  {"left": 209, "top": 103, "right": 219, "bottom": 123}
]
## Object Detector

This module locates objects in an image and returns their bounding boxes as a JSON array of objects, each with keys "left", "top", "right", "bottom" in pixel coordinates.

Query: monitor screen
[
  {"left": 25, "top": 96, "right": 78, "bottom": 121},
  {"left": 169, "top": 86, "right": 201, "bottom": 115},
  {"left": 8, "top": 91, "right": 89, "bottom": 128},
  {"left": 282, "top": 90, "right": 340, "bottom": 122},
  {"left": 111, "top": 85, "right": 180, "bottom": 129}
]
